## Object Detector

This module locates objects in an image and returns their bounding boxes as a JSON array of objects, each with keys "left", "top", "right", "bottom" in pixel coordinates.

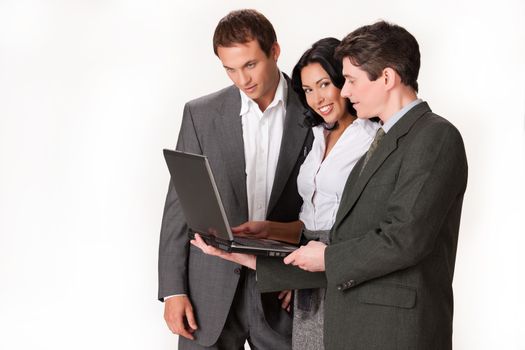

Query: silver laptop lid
[{"left": 163, "top": 150, "right": 234, "bottom": 242}]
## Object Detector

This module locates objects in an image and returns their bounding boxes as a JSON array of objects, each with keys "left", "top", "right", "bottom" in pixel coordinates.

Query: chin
[
  {"left": 356, "top": 111, "right": 369, "bottom": 119},
  {"left": 321, "top": 117, "right": 336, "bottom": 125}
]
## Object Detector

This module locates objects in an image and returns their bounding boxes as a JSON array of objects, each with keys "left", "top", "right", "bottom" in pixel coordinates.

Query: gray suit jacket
[
  {"left": 158, "top": 79, "right": 313, "bottom": 346},
  {"left": 257, "top": 102, "right": 468, "bottom": 350}
]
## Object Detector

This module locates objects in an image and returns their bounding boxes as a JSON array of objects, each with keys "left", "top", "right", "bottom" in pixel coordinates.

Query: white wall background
[{"left": 0, "top": 0, "right": 524, "bottom": 349}]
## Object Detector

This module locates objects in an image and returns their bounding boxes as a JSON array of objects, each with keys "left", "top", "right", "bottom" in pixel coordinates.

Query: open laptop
[{"left": 163, "top": 149, "right": 299, "bottom": 257}]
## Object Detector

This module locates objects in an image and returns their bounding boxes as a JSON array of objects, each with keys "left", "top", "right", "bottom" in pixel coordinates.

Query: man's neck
[{"left": 379, "top": 87, "right": 418, "bottom": 124}]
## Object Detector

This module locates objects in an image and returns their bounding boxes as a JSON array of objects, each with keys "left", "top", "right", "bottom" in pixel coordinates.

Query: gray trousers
[{"left": 179, "top": 269, "right": 291, "bottom": 350}]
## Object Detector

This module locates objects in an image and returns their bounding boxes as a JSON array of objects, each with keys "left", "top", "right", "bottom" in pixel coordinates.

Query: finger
[
  {"left": 277, "top": 290, "right": 287, "bottom": 300},
  {"left": 185, "top": 307, "right": 198, "bottom": 331},
  {"left": 194, "top": 233, "right": 205, "bottom": 244},
  {"left": 191, "top": 235, "right": 220, "bottom": 255},
  {"left": 283, "top": 250, "right": 297, "bottom": 264},
  {"left": 231, "top": 223, "right": 248, "bottom": 233},
  {"left": 190, "top": 238, "right": 208, "bottom": 252},
  {"left": 283, "top": 290, "right": 292, "bottom": 305},
  {"left": 177, "top": 326, "right": 195, "bottom": 340},
  {"left": 171, "top": 315, "right": 194, "bottom": 340},
  {"left": 190, "top": 234, "right": 206, "bottom": 248},
  {"left": 281, "top": 291, "right": 292, "bottom": 309}
]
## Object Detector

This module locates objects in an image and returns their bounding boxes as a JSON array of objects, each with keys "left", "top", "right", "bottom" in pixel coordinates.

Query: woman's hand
[
  {"left": 278, "top": 290, "right": 293, "bottom": 313},
  {"left": 284, "top": 241, "right": 327, "bottom": 272},
  {"left": 190, "top": 234, "right": 257, "bottom": 270}
]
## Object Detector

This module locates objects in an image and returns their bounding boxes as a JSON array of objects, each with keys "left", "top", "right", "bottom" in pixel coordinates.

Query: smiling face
[
  {"left": 340, "top": 57, "right": 387, "bottom": 120},
  {"left": 217, "top": 39, "right": 280, "bottom": 111},
  {"left": 300, "top": 62, "right": 351, "bottom": 126}
]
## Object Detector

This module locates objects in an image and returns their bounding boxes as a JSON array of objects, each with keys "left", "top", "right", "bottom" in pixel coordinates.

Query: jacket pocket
[{"left": 357, "top": 283, "right": 417, "bottom": 309}]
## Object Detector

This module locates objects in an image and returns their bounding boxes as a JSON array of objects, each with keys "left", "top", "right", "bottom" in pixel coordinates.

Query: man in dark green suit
[{"left": 192, "top": 21, "right": 468, "bottom": 350}]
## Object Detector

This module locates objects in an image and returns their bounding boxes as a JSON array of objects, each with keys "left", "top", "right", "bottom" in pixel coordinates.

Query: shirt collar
[
  {"left": 240, "top": 71, "right": 287, "bottom": 116},
  {"left": 382, "top": 98, "right": 423, "bottom": 133}
]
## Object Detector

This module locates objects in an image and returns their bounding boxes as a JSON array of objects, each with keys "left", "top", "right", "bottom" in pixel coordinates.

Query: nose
[
  {"left": 313, "top": 90, "right": 324, "bottom": 106},
  {"left": 341, "top": 81, "right": 351, "bottom": 99},
  {"left": 238, "top": 70, "right": 251, "bottom": 87}
]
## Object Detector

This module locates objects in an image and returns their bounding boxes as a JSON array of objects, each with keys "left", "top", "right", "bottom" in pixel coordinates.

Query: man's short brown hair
[
  {"left": 213, "top": 9, "right": 277, "bottom": 57},
  {"left": 335, "top": 21, "right": 420, "bottom": 92}
]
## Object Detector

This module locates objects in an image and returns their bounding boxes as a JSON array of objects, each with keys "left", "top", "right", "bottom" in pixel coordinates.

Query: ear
[
  {"left": 382, "top": 67, "right": 397, "bottom": 90},
  {"left": 271, "top": 42, "right": 281, "bottom": 62}
]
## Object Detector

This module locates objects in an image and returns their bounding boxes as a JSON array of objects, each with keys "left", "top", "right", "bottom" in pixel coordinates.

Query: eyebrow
[
  {"left": 303, "top": 76, "right": 330, "bottom": 88},
  {"left": 223, "top": 60, "right": 257, "bottom": 71}
]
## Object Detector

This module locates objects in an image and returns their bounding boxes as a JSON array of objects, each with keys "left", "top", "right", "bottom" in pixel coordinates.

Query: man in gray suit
[
  {"left": 192, "top": 21, "right": 468, "bottom": 350},
  {"left": 158, "top": 9, "right": 312, "bottom": 349}
]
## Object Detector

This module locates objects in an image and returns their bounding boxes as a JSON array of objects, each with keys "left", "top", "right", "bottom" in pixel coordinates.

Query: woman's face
[{"left": 300, "top": 62, "right": 350, "bottom": 125}]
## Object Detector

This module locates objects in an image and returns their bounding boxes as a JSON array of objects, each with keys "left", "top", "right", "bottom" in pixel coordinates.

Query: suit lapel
[
  {"left": 333, "top": 102, "right": 432, "bottom": 231},
  {"left": 213, "top": 88, "right": 248, "bottom": 212},
  {"left": 267, "top": 80, "right": 309, "bottom": 216}
]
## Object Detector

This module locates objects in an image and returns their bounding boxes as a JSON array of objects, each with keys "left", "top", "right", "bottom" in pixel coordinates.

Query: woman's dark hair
[{"left": 291, "top": 37, "right": 356, "bottom": 128}]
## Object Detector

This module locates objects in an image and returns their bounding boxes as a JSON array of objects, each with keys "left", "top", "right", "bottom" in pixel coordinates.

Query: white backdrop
[{"left": 1, "top": 1, "right": 524, "bottom": 349}]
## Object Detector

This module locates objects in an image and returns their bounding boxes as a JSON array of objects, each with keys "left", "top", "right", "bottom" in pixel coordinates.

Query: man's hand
[
  {"left": 190, "top": 234, "right": 257, "bottom": 270},
  {"left": 284, "top": 241, "right": 327, "bottom": 272},
  {"left": 164, "top": 296, "right": 198, "bottom": 340}
]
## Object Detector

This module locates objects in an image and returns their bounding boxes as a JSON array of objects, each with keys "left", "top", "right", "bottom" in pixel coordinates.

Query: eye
[
  {"left": 320, "top": 81, "right": 331, "bottom": 88},
  {"left": 247, "top": 62, "right": 256, "bottom": 69},
  {"left": 303, "top": 87, "right": 312, "bottom": 94},
  {"left": 225, "top": 68, "right": 235, "bottom": 73}
]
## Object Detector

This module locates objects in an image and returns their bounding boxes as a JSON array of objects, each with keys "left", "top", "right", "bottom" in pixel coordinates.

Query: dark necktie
[{"left": 359, "top": 128, "right": 385, "bottom": 176}]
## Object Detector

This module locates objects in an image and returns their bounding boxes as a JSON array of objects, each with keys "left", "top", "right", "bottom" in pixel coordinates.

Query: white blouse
[{"left": 298, "top": 118, "right": 380, "bottom": 230}]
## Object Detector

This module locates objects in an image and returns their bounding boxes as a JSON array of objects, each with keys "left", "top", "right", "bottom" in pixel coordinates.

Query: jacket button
[{"left": 234, "top": 267, "right": 241, "bottom": 275}]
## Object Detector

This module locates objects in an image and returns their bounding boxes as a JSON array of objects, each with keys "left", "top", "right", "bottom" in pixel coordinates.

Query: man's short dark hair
[
  {"left": 335, "top": 21, "right": 420, "bottom": 92},
  {"left": 213, "top": 9, "right": 277, "bottom": 57}
]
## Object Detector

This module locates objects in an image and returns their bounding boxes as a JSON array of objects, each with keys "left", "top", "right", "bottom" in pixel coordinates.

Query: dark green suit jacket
[{"left": 257, "top": 102, "right": 468, "bottom": 350}]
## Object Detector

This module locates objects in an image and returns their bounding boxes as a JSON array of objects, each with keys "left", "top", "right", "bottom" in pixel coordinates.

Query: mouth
[
  {"left": 244, "top": 85, "right": 257, "bottom": 94},
  {"left": 318, "top": 104, "right": 333, "bottom": 116}
]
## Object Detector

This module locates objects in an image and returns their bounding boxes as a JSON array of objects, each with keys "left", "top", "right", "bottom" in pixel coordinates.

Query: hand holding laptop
[
  {"left": 190, "top": 234, "right": 257, "bottom": 270},
  {"left": 191, "top": 233, "right": 293, "bottom": 312},
  {"left": 163, "top": 150, "right": 299, "bottom": 256}
]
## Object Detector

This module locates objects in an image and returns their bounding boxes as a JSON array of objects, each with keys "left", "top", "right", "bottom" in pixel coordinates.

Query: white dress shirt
[
  {"left": 240, "top": 72, "right": 287, "bottom": 220},
  {"left": 297, "top": 118, "right": 380, "bottom": 230},
  {"left": 164, "top": 73, "right": 287, "bottom": 300}
]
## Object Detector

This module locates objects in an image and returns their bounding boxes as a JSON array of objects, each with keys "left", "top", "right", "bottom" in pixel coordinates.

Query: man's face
[
  {"left": 217, "top": 40, "right": 280, "bottom": 110},
  {"left": 341, "top": 57, "right": 386, "bottom": 120}
]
